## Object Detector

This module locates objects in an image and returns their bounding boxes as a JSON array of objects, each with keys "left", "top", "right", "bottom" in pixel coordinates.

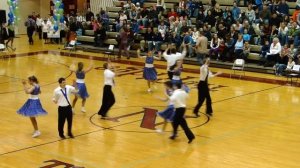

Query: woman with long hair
[{"left": 17, "top": 76, "right": 47, "bottom": 138}]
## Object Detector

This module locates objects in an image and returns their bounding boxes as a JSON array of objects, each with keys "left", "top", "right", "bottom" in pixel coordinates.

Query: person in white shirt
[
  {"left": 41, "top": 19, "right": 50, "bottom": 44},
  {"left": 169, "top": 82, "right": 195, "bottom": 143},
  {"left": 53, "top": 78, "right": 78, "bottom": 139},
  {"left": 36, "top": 14, "right": 43, "bottom": 40},
  {"left": 98, "top": 61, "right": 116, "bottom": 119},
  {"left": 163, "top": 44, "right": 187, "bottom": 80},
  {"left": 265, "top": 37, "right": 282, "bottom": 67},
  {"left": 193, "top": 58, "right": 222, "bottom": 117}
]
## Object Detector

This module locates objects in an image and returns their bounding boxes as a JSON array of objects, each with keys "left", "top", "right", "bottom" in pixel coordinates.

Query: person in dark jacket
[{"left": 94, "top": 24, "right": 106, "bottom": 47}]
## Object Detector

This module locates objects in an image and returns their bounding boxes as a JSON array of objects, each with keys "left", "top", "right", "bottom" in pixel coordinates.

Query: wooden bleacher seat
[
  {"left": 107, "top": 12, "right": 119, "bottom": 19},
  {"left": 106, "top": 7, "right": 122, "bottom": 13},
  {"left": 104, "top": 39, "right": 118, "bottom": 45},
  {"left": 143, "top": 2, "right": 175, "bottom": 9}
]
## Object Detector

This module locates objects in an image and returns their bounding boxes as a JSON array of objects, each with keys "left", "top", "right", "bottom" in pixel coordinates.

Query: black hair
[
  {"left": 173, "top": 82, "right": 182, "bottom": 89},
  {"left": 78, "top": 62, "right": 84, "bottom": 72},
  {"left": 103, "top": 63, "right": 108, "bottom": 69},
  {"left": 58, "top": 77, "right": 65, "bottom": 84},
  {"left": 28, "top": 76, "right": 38, "bottom": 84},
  {"left": 164, "top": 81, "right": 173, "bottom": 88}
]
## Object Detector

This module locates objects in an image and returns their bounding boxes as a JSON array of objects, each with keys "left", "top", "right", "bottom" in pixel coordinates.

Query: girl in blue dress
[
  {"left": 156, "top": 81, "right": 175, "bottom": 133},
  {"left": 138, "top": 49, "right": 161, "bottom": 92},
  {"left": 17, "top": 76, "right": 47, "bottom": 138},
  {"left": 70, "top": 59, "right": 93, "bottom": 113},
  {"left": 171, "top": 59, "right": 190, "bottom": 93}
]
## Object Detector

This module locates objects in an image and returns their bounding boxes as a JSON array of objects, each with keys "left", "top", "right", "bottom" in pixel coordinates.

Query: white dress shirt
[
  {"left": 163, "top": 50, "right": 187, "bottom": 70},
  {"left": 200, "top": 64, "right": 215, "bottom": 81},
  {"left": 269, "top": 42, "right": 282, "bottom": 55},
  {"left": 53, "top": 85, "right": 77, "bottom": 107},
  {"left": 104, "top": 69, "right": 115, "bottom": 86},
  {"left": 169, "top": 89, "right": 188, "bottom": 108},
  {"left": 36, "top": 18, "right": 43, "bottom": 27}
]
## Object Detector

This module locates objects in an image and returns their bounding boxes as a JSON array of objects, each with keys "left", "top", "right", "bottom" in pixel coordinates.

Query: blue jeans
[
  {"left": 294, "top": 36, "right": 300, "bottom": 47},
  {"left": 196, "top": 53, "right": 205, "bottom": 65},
  {"left": 275, "top": 63, "right": 287, "bottom": 75},
  {"left": 154, "top": 41, "right": 162, "bottom": 52}
]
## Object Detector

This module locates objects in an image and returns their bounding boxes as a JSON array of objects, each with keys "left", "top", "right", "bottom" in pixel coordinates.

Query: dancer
[
  {"left": 98, "top": 60, "right": 116, "bottom": 119},
  {"left": 163, "top": 44, "right": 187, "bottom": 80},
  {"left": 70, "top": 59, "right": 93, "bottom": 113},
  {"left": 138, "top": 49, "right": 161, "bottom": 92},
  {"left": 169, "top": 82, "right": 195, "bottom": 143},
  {"left": 5, "top": 22, "right": 16, "bottom": 51},
  {"left": 17, "top": 76, "right": 47, "bottom": 138},
  {"left": 156, "top": 81, "right": 175, "bottom": 133},
  {"left": 53, "top": 78, "right": 78, "bottom": 139},
  {"left": 193, "top": 58, "right": 222, "bottom": 117},
  {"left": 171, "top": 59, "right": 190, "bottom": 93}
]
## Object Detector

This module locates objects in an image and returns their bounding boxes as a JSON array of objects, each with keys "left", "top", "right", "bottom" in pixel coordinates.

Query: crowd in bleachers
[{"left": 31, "top": 0, "right": 300, "bottom": 74}]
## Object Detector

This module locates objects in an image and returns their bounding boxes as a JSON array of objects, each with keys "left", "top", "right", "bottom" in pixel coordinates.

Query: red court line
[{"left": 7, "top": 50, "right": 299, "bottom": 87}]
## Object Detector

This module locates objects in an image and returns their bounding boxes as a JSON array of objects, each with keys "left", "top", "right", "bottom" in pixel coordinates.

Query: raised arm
[
  {"left": 84, "top": 57, "right": 94, "bottom": 73},
  {"left": 22, "top": 80, "right": 35, "bottom": 94}
]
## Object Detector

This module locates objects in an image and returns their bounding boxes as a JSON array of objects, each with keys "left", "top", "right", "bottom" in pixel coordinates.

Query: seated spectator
[
  {"left": 234, "top": 34, "right": 244, "bottom": 60},
  {"left": 192, "top": 27, "right": 199, "bottom": 45},
  {"left": 153, "top": 29, "right": 164, "bottom": 53},
  {"left": 142, "top": 28, "right": 155, "bottom": 51},
  {"left": 243, "top": 29, "right": 251, "bottom": 42},
  {"left": 270, "top": 25, "right": 279, "bottom": 42},
  {"left": 259, "top": 40, "right": 270, "bottom": 65},
  {"left": 278, "top": 22, "right": 289, "bottom": 46},
  {"left": 274, "top": 45, "right": 289, "bottom": 75},
  {"left": 138, "top": 7, "right": 149, "bottom": 27},
  {"left": 131, "top": 19, "right": 140, "bottom": 35},
  {"left": 217, "top": 23, "right": 227, "bottom": 40},
  {"left": 286, "top": 57, "right": 296, "bottom": 71},
  {"left": 246, "top": 4, "right": 255, "bottom": 24},
  {"left": 265, "top": 37, "right": 282, "bottom": 67},
  {"left": 168, "top": 8, "right": 178, "bottom": 19},
  {"left": 100, "top": 10, "right": 110, "bottom": 31},
  {"left": 232, "top": 2, "right": 241, "bottom": 21},
  {"left": 156, "top": 0, "right": 166, "bottom": 13},
  {"left": 167, "top": 31, "right": 182, "bottom": 50},
  {"left": 183, "top": 31, "right": 194, "bottom": 57},
  {"left": 209, "top": 33, "right": 221, "bottom": 58},
  {"left": 221, "top": 34, "right": 235, "bottom": 61},
  {"left": 116, "top": 11, "right": 128, "bottom": 32},
  {"left": 204, "top": 10, "right": 216, "bottom": 27},
  {"left": 94, "top": 24, "right": 106, "bottom": 47},
  {"left": 158, "top": 21, "right": 167, "bottom": 39},
  {"left": 260, "top": 5, "right": 271, "bottom": 24},
  {"left": 276, "top": 0, "right": 289, "bottom": 16},
  {"left": 212, "top": 3, "right": 223, "bottom": 19},
  {"left": 243, "top": 41, "right": 251, "bottom": 61}
]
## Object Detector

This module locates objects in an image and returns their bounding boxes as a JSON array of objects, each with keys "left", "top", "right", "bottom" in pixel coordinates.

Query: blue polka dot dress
[
  {"left": 76, "top": 71, "right": 89, "bottom": 99},
  {"left": 143, "top": 56, "right": 157, "bottom": 81},
  {"left": 17, "top": 85, "right": 47, "bottom": 117}
]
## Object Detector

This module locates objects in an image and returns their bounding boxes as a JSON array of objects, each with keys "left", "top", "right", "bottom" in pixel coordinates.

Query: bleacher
[{"left": 75, "top": 0, "right": 298, "bottom": 73}]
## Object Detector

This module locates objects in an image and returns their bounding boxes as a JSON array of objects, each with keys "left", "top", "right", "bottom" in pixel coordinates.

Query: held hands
[{"left": 22, "top": 80, "right": 27, "bottom": 85}]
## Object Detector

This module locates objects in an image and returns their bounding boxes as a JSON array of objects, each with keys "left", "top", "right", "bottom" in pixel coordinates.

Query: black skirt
[{"left": 8, "top": 29, "right": 15, "bottom": 38}]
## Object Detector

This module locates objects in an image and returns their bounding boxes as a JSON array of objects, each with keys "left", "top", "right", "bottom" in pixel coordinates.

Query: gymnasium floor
[{"left": 0, "top": 36, "right": 299, "bottom": 168}]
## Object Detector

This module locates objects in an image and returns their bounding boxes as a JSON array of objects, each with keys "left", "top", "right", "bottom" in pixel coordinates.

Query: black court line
[{"left": 0, "top": 85, "right": 282, "bottom": 157}]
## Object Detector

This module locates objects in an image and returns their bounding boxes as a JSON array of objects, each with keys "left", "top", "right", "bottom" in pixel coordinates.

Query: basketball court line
[{"left": 0, "top": 84, "right": 282, "bottom": 157}]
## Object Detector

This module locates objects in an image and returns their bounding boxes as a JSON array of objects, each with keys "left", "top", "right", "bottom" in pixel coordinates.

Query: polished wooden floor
[{"left": 0, "top": 35, "right": 300, "bottom": 168}]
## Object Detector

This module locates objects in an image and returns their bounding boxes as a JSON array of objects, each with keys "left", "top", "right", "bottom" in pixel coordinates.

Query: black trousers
[
  {"left": 27, "top": 28, "right": 34, "bottom": 44},
  {"left": 172, "top": 108, "right": 195, "bottom": 140},
  {"left": 58, "top": 105, "right": 73, "bottom": 136},
  {"left": 98, "top": 85, "right": 115, "bottom": 117},
  {"left": 194, "top": 81, "right": 213, "bottom": 115},
  {"left": 37, "top": 26, "right": 42, "bottom": 39},
  {"left": 168, "top": 70, "right": 173, "bottom": 80}
]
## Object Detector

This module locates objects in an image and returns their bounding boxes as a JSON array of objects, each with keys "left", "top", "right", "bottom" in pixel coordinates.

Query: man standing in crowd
[
  {"left": 25, "top": 15, "right": 36, "bottom": 45},
  {"left": 195, "top": 29, "right": 208, "bottom": 65}
]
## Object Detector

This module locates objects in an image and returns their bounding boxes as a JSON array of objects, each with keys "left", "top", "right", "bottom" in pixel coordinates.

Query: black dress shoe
[
  {"left": 169, "top": 134, "right": 178, "bottom": 140},
  {"left": 193, "top": 112, "right": 200, "bottom": 118},
  {"left": 206, "top": 113, "right": 213, "bottom": 117},
  {"left": 68, "top": 133, "right": 74, "bottom": 138},
  {"left": 59, "top": 135, "right": 66, "bottom": 139},
  {"left": 188, "top": 137, "right": 195, "bottom": 144}
]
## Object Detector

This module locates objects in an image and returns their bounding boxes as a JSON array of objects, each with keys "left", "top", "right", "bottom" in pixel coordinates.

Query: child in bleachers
[
  {"left": 243, "top": 41, "right": 251, "bottom": 61},
  {"left": 259, "top": 40, "right": 270, "bottom": 65},
  {"left": 243, "top": 29, "right": 251, "bottom": 42}
]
